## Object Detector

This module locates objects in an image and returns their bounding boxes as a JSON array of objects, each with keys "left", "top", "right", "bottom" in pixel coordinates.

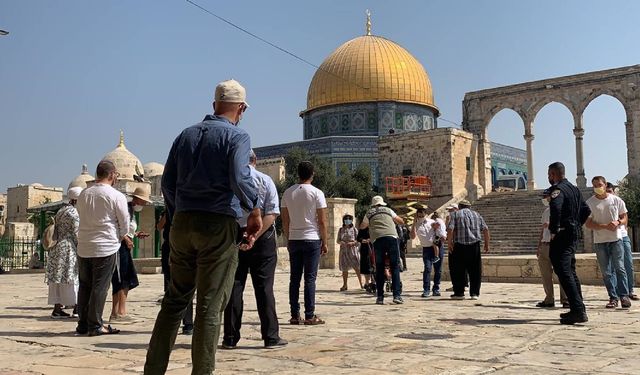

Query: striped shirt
[{"left": 447, "top": 208, "right": 488, "bottom": 245}]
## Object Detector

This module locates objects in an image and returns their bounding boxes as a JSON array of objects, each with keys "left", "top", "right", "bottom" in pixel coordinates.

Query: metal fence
[{"left": 0, "top": 238, "right": 46, "bottom": 271}]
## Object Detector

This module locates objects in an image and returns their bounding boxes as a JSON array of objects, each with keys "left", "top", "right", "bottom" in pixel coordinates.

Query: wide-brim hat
[
  {"left": 445, "top": 203, "right": 458, "bottom": 210},
  {"left": 458, "top": 199, "right": 471, "bottom": 206},
  {"left": 371, "top": 195, "right": 387, "bottom": 206},
  {"left": 130, "top": 187, "right": 151, "bottom": 204}
]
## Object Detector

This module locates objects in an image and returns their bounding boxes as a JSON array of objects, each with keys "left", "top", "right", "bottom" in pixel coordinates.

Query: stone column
[
  {"left": 573, "top": 121, "right": 587, "bottom": 188},
  {"left": 523, "top": 132, "right": 535, "bottom": 190},
  {"left": 320, "top": 198, "right": 357, "bottom": 269}
]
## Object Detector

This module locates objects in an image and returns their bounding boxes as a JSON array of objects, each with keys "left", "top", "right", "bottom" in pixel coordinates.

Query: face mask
[
  {"left": 133, "top": 205, "right": 144, "bottom": 212},
  {"left": 541, "top": 199, "right": 549, "bottom": 207},
  {"left": 593, "top": 187, "right": 606, "bottom": 196},
  {"left": 344, "top": 220, "right": 352, "bottom": 225}
]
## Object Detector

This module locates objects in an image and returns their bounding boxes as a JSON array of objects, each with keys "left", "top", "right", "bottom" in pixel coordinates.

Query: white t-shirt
[
  {"left": 281, "top": 184, "right": 327, "bottom": 240},
  {"left": 586, "top": 194, "right": 627, "bottom": 244},
  {"left": 415, "top": 217, "right": 447, "bottom": 248},
  {"left": 541, "top": 208, "right": 551, "bottom": 243},
  {"left": 76, "top": 183, "right": 130, "bottom": 258}
]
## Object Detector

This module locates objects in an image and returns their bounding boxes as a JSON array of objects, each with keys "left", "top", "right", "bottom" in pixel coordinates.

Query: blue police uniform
[{"left": 548, "top": 178, "right": 591, "bottom": 323}]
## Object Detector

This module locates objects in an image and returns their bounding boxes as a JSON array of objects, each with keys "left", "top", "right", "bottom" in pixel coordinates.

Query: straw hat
[{"left": 130, "top": 187, "right": 151, "bottom": 203}]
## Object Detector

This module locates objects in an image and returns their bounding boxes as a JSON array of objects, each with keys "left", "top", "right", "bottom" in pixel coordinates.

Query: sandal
[
  {"left": 88, "top": 324, "right": 121, "bottom": 336},
  {"left": 303, "top": 315, "right": 325, "bottom": 325},
  {"left": 606, "top": 299, "right": 618, "bottom": 309},
  {"left": 289, "top": 315, "right": 302, "bottom": 325}
]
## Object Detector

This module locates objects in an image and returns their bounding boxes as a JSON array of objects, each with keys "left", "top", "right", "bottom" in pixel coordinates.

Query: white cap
[
  {"left": 371, "top": 195, "right": 387, "bottom": 206},
  {"left": 214, "top": 79, "right": 249, "bottom": 106},
  {"left": 68, "top": 187, "right": 83, "bottom": 200},
  {"left": 446, "top": 203, "right": 458, "bottom": 210}
]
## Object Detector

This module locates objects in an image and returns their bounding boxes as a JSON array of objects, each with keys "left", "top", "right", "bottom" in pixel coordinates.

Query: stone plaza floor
[{"left": 0, "top": 257, "right": 639, "bottom": 374}]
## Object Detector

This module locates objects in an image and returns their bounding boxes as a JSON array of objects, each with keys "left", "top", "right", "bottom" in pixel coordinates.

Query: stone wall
[
  {"left": 136, "top": 207, "right": 158, "bottom": 258},
  {"left": 378, "top": 128, "right": 481, "bottom": 200},
  {"left": 256, "top": 157, "right": 286, "bottom": 183},
  {"left": 6, "top": 185, "right": 63, "bottom": 234}
]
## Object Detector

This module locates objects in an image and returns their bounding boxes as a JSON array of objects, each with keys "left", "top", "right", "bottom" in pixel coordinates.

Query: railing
[
  {"left": 0, "top": 238, "right": 46, "bottom": 271},
  {"left": 385, "top": 176, "right": 432, "bottom": 199}
]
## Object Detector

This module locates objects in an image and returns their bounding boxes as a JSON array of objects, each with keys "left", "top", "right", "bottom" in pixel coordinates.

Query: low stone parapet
[{"left": 133, "top": 252, "right": 639, "bottom": 287}]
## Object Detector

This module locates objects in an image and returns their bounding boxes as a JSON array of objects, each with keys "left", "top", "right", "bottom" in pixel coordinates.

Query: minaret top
[{"left": 366, "top": 9, "right": 371, "bottom": 36}]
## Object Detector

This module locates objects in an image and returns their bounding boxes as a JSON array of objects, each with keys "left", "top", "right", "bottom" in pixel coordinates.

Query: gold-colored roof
[{"left": 306, "top": 35, "right": 437, "bottom": 113}]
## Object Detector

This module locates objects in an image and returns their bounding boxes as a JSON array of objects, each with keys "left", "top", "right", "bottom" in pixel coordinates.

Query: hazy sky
[{"left": 1, "top": 1, "right": 638, "bottom": 193}]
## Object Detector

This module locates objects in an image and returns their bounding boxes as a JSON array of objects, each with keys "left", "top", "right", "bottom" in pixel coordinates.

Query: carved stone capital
[
  {"left": 573, "top": 128, "right": 585, "bottom": 138},
  {"left": 523, "top": 133, "right": 535, "bottom": 142}
]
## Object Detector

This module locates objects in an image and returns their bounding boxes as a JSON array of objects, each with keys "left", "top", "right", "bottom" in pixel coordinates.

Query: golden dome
[
  {"left": 102, "top": 131, "right": 143, "bottom": 181},
  {"left": 306, "top": 34, "right": 437, "bottom": 113},
  {"left": 68, "top": 164, "right": 94, "bottom": 191}
]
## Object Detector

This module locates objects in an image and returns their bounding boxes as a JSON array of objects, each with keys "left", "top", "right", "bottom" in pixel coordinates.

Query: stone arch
[{"left": 463, "top": 64, "right": 640, "bottom": 192}]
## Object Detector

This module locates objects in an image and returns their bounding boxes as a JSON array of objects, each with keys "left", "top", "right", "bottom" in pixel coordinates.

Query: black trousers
[
  {"left": 223, "top": 229, "right": 280, "bottom": 345},
  {"left": 161, "top": 240, "right": 193, "bottom": 328},
  {"left": 77, "top": 253, "right": 117, "bottom": 332},
  {"left": 549, "top": 229, "right": 585, "bottom": 313},
  {"left": 451, "top": 242, "right": 482, "bottom": 296}
]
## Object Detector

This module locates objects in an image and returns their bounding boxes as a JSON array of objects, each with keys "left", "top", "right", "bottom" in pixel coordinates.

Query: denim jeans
[
  {"left": 373, "top": 236, "right": 401, "bottom": 298},
  {"left": 422, "top": 245, "right": 444, "bottom": 294},
  {"left": 594, "top": 239, "right": 628, "bottom": 300},
  {"left": 610, "top": 236, "right": 635, "bottom": 295},
  {"left": 288, "top": 240, "right": 321, "bottom": 320}
]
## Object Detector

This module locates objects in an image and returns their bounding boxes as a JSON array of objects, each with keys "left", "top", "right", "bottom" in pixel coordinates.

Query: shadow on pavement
[{"left": 439, "top": 318, "right": 558, "bottom": 325}]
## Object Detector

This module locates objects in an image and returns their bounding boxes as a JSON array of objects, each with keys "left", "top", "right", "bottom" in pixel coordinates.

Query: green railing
[{"left": 0, "top": 238, "right": 46, "bottom": 271}]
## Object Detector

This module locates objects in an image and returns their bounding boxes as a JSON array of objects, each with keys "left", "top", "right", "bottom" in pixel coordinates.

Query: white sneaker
[{"left": 470, "top": 295, "right": 479, "bottom": 300}]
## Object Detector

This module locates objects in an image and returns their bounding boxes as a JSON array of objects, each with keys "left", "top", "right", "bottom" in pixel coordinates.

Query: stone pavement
[{"left": 1, "top": 257, "right": 639, "bottom": 375}]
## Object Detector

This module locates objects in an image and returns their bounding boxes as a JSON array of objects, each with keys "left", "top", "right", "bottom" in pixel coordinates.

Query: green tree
[
  {"left": 274, "top": 148, "right": 377, "bottom": 233},
  {"left": 618, "top": 176, "right": 640, "bottom": 226}
]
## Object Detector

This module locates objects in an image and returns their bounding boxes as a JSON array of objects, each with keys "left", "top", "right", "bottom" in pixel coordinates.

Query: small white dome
[
  {"left": 102, "top": 131, "right": 144, "bottom": 181},
  {"left": 144, "top": 162, "right": 165, "bottom": 177},
  {"left": 68, "top": 164, "right": 94, "bottom": 191}
]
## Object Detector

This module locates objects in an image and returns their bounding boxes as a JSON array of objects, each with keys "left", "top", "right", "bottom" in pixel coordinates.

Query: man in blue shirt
[
  {"left": 145, "top": 79, "right": 261, "bottom": 375},
  {"left": 222, "top": 150, "right": 287, "bottom": 350}
]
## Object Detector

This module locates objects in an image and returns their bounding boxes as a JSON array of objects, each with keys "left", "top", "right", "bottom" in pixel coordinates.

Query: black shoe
[
  {"left": 560, "top": 311, "right": 588, "bottom": 325},
  {"left": 51, "top": 310, "right": 71, "bottom": 319},
  {"left": 376, "top": 297, "right": 384, "bottom": 305},
  {"left": 562, "top": 302, "right": 570, "bottom": 309},
  {"left": 75, "top": 326, "right": 88, "bottom": 335},
  {"left": 450, "top": 294, "right": 465, "bottom": 300},
  {"left": 221, "top": 341, "right": 237, "bottom": 349},
  {"left": 182, "top": 326, "right": 193, "bottom": 335},
  {"left": 264, "top": 338, "right": 288, "bottom": 349},
  {"left": 536, "top": 301, "right": 555, "bottom": 308}
]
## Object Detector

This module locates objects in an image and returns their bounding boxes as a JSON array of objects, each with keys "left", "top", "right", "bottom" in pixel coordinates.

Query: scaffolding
[{"left": 385, "top": 176, "right": 432, "bottom": 200}]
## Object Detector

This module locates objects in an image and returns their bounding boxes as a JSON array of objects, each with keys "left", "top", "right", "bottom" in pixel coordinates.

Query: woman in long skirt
[
  {"left": 337, "top": 214, "right": 363, "bottom": 291},
  {"left": 46, "top": 187, "right": 82, "bottom": 318},
  {"left": 109, "top": 187, "right": 150, "bottom": 322}
]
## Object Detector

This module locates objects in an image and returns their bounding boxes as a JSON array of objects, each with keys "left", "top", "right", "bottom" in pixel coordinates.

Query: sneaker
[
  {"left": 421, "top": 291, "right": 431, "bottom": 298},
  {"left": 606, "top": 299, "right": 619, "bottom": 309},
  {"left": 621, "top": 296, "right": 632, "bottom": 309},
  {"left": 470, "top": 295, "right": 479, "bottom": 300},
  {"left": 433, "top": 257, "right": 440, "bottom": 264},
  {"left": 450, "top": 294, "right": 465, "bottom": 300},
  {"left": 376, "top": 297, "right": 384, "bottom": 305},
  {"left": 289, "top": 315, "right": 302, "bottom": 325},
  {"left": 393, "top": 296, "right": 404, "bottom": 304},
  {"left": 221, "top": 341, "right": 236, "bottom": 349},
  {"left": 432, "top": 290, "right": 441, "bottom": 297},
  {"left": 264, "top": 338, "right": 288, "bottom": 349},
  {"left": 182, "top": 326, "right": 193, "bottom": 335},
  {"left": 51, "top": 310, "right": 71, "bottom": 319}
]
